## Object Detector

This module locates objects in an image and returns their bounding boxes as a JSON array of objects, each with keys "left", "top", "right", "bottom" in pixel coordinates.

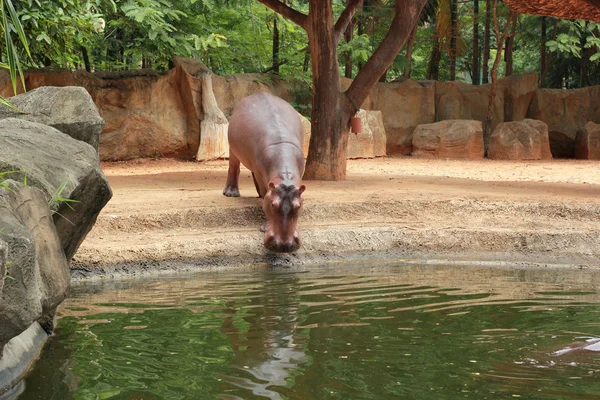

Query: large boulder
[
  {"left": 342, "top": 77, "right": 435, "bottom": 155},
  {"left": 488, "top": 119, "right": 552, "bottom": 160},
  {"left": 300, "top": 109, "right": 387, "bottom": 159},
  {"left": 575, "top": 122, "right": 600, "bottom": 160},
  {"left": 0, "top": 181, "right": 70, "bottom": 352},
  {"left": 411, "top": 120, "right": 484, "bottom": 159},
  {"left": 527, "top": 85, "right": 600, "bottom": 141},
  {"left": 0, "top": 118, "right": 112, "bottom": 260},
  {"left": 0, "top": 86, "right": 105, "bottom": 151}
]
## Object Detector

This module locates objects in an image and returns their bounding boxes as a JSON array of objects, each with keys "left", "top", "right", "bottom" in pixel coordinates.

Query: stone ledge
[{"left": 0, "top": 322, "right": 48, "bottom": 399}]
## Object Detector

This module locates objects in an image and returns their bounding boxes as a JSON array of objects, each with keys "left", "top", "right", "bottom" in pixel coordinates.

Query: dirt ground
[{"left": 72, "top": 157, "right": 600, "bottom": 279}]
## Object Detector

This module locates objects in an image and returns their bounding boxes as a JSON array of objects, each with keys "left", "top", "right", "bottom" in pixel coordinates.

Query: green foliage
[
  {"left": 1, "top": 0, "right": 599, "bottom": 89},
  {"left": 547, "top": 20, "right": 600, "bottom": 63}
]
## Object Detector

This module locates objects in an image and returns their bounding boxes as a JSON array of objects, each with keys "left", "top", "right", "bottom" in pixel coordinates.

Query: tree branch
[
  {"left": 334, "top": 0, "right": 364, "bottom": 45},
  {"left": 346, "top": 0, "right": 427, "bottom": 107},
  {"left": 256, "top": 0, "right": 308, "bottom": 29}
]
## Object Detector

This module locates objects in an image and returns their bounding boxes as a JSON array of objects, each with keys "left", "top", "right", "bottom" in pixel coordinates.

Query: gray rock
[
  {"left": 0, "top": 239, "right": 6, "bottom": 302},
  {"left": 0, "top": 322, "right": 49, "bottom": 395},
  {"left": 0, "top": 86, "right": 104, "bottom": 151},
  {"left": 0, "top": 118, "right": 112, "bottom": 259},
  {"left": 0, "top": 181, "right": 70, "bottom": 352}
]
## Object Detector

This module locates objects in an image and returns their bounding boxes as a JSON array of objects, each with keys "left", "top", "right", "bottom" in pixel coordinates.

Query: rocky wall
[{"left": 1, "top": 64, "right": 599, "bottom": 160}]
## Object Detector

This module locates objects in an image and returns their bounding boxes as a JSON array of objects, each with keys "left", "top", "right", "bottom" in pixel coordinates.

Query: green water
[{"left": 17, "top": 264, "right": 600, "bottom": 400}]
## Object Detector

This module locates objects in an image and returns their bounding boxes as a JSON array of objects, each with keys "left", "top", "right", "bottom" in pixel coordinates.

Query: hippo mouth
[{"left": 264, "top": 232, "right": 301, "bottom": 253}]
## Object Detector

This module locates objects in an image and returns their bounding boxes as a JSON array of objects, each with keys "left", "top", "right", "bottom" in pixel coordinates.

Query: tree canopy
[{"left": 1, "top": 0, "right": 598, "bottom": 90}]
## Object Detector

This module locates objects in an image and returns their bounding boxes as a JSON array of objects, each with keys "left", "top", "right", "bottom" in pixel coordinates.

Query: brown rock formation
[
  {"left": 488, "top": 119, "right": 552, "bottom": 160},
  {"left": 341, "top": 77, "right": 435, "bottom": 156},
  {"left": 411, "top": 120, "right": 484, "bottom": 159},
  {"left": 527, "top": 86, "right": 600, "bottom": 141},
  {"left": 575, "top": 122, "right": 600, "bottom": 160}
]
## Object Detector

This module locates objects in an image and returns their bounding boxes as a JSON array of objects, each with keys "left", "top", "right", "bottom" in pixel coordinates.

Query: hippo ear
[
  {"left": 298, "top": 185, "right": 306, "bottom": 195},
  {"left": 268, "top": 181, "right": 275, "bottom": 189}
]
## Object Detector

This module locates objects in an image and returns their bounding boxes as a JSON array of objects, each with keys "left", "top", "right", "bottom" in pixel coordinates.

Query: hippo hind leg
[
  {"left": 223, "top": 153, "right": 241, "bottom": 197},
  {"left": 252, "top": 173, "right": 263, "bottom": 198}
]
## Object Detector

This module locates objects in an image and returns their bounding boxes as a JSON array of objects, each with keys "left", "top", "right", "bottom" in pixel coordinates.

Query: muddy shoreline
[{"left": 72, "top": 158, "right": 600, "bottom": 280}]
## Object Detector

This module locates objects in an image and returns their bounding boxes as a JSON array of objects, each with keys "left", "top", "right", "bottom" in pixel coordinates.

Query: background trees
[{"left": 4, "top": 0, "right": 599, "bottom": 89}]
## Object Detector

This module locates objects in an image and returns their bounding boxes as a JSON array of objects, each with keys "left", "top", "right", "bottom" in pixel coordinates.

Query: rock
[
  {"left": 433, "top": 72, "right": 538, "bottom": 136},
  {"left": 364, "top": 110, "right": 387, "bottom": 157},
  {"left": 501, "top": 72, "right": 539, "bottom": 122},
  {"left": 0, "top": 240, "right": 6, "bottom": 301},
  {"left": 213, "top": 73, "right": 294, "bottom": 118},
  {"left": 575, "top": 122, "right": 600, "bottom": 160},
  {"left": 342, "top": 78, "right": 435, "bottom": 156},
  {"left": 84, "top": 69, "right": 195, "bottom": 161},
  {"left": 298, "top": 112, "right": 311, "bottom": 156},
  {"left": 0, "top": 86, "right": 105, "bottom": 152},
  {"left": 0, "top": 118, "right": 112, "bottom": 260},
  {"left": 412, "top": 120, "right": 484, "bottom": 159},
  {"left": 300, "top": 109, "right": 386, "bottom": 159},
  {"left": 488, "top": 119, "right": 552, "bottom": 160},
  {"left": 347, "top": 109, "right": 387, "bottom": 158},
  {"left": 549, "top": 131, "right": 576, "bottom": 159},
  {"left": 0, "top": 180, "right": 70, "bottom": 352},
  {"left": 527, "top": 85, "right": 600, "bottom": 140}
]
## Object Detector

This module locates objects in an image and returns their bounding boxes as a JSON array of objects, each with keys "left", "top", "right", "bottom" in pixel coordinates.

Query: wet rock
[
  {"left": 0, "top": 86, "right": 104, "bottom": 152},
  {"left": 0, "top": 118, "right": 112, "bottom": 260},
  {"left": 0, "top": 239, "right": 6, "bottom": 302},
  {"left": 0, "top": 181, "right": 70, "bottom": 353},
  {"left": 412, "top": 119, "right": 484, "bottom": 159},
  {"left": 527, "top": 85, "right": 600, "bottom": 141},
  {"left": 489, "top": 119, "right": 552, "bottom": 160},
  {"left": 575, "top": 122, "right": 600, "bottom": 160},
  {"left": 549, "top": 131, "right": 575, "bottom": 158}
]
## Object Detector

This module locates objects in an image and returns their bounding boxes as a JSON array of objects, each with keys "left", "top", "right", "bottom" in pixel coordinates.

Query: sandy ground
[{"left": 71, "top": 157, "right": 600, "bottom": 278}]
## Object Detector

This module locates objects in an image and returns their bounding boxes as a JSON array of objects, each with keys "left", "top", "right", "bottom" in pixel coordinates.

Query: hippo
[{"left": 223, "top": 92, "right": 306, "bottom": 253}]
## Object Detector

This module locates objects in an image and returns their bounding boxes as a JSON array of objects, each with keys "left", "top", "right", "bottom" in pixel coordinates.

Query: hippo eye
[{"left": 271, "top": 201, "right": 280, "bottom": 209}]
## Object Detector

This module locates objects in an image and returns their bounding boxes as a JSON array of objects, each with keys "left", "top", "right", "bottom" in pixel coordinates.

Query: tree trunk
[
  {"left": 449, "top": 0, "right": 458, "bottom": 81},
  {"left": 427, "top": 36, "right": 441, "bottom": 80},
  {"left": 258, "top": 0, "right": 426, "bottom": 180},
  {"left": 504, "top": 13, "right": 517, "bottom": 76},
  {"left": 303, "top": 49, "right": 310, "bottom": 73},
  {"left": 403, "top": 20, "right": 418, "bottom": 78},
  {"left": 304, "top": 1, "right": 350, "bottom": 180},
  {"left": 344, "top": 7, "right": 354, "bottom": 78},
  {"left": 472, "top": 0, "right": 480, "bottom": 85},
  {"left": 272, "top": 14, "right": 280, "bottom": 74},
  {"left": 80, "top": 47, "right": 91, "bottom": 72},
  {"left": 540, "top": 18, "right": 558, "bottom": 88},
  {"left": 485, "top": 2, "right": 516, "bottom": 152},
  {"left": 482, "top": 0, "right": 491, "bottom": 83},
  {"left": 540, "top": 16, "right": 546, "bottom": 87}
]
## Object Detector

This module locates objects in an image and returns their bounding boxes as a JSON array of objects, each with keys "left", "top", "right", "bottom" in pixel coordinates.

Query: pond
[{"left": 15, "top": 263, "right": 600, "bottom": 400}]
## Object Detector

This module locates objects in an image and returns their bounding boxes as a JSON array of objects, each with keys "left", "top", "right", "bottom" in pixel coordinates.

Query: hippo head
[{"left": 263, "top": 181, "right": 306, "bottom": 253}]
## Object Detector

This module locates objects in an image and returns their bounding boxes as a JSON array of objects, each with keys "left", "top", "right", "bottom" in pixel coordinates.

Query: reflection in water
[
  {"left": 219, "top": 274, "right": 308, "bottom": 400},
  {"left": 17, "top": 263, "right": 600, "bottom": 400}
]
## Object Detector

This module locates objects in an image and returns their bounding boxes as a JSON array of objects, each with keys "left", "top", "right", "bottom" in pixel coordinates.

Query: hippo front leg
[{"left": 223, "top": 153, "right": 241, "bottom": 197}]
